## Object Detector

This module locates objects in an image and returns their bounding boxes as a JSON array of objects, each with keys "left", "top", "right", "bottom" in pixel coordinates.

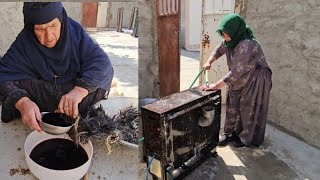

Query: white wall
[
  {"left": 181, "top": 0, "right": 201, "bottom": 51},
  {"left": 187, "top": 1, "right": 201, "bottom": 50},
  {"left": 96, "top": 2, "right": 108, "bottom": 28}
]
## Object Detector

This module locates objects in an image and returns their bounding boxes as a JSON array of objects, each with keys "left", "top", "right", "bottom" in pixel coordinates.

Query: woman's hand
[
  {"left": 58, "top": 86, "right": 88, "bottom": 118},
  {"left": 200, "top": 79, "right": 226, "bottom": 91},
  {"left": 203, "top": 61, "right": 212, "bottom": 70},
  {"left": 203, "top": 55, "right": 216, "bottom": 70},
  {"left": 200, "top": 83, "right": 219, "bottom": 91},
  {"left": 15, "top": 97, "right": 42, "bottom": 131}
]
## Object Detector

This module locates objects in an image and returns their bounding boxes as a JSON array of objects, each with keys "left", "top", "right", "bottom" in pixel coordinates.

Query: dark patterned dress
[{"left": 211, "top": 39, "right": 272, "bottom": 146}]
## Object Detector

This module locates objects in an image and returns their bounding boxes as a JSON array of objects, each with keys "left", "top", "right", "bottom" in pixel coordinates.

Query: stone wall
[
  {"left": 63, "top": 2, "right": 82, "bottom": 23},
  {"left": 138, "top": 0, "right": 160, "bottom": 99},
  {"left": 0, "top": 2, "right": 23, "bottom": 57},
  {"left": 107, "top": 2, "right": 138, "bottom": 28},
  {"left": 243, "top": 0, "right": 320, "bottom": 148}
]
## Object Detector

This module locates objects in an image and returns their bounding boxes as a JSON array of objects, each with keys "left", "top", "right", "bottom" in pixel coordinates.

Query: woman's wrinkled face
[
  {"left": 222, "top": 32, "right": 231, "bottom": 42},
  {"left": 34, "top": 18, "right": 61, "bottom": 48}
]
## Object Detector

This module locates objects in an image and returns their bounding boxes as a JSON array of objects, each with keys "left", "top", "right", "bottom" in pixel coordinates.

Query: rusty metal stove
[{"left": 142, "top": 87, "right": 221, "bottom": 179}]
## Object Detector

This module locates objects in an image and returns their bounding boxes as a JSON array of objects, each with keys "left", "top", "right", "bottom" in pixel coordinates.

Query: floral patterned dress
[{"left": 211, "top": 39, "right": 272, "bottom": 146}]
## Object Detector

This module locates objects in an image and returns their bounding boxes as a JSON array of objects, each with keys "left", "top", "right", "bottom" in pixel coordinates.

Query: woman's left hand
[
  {"left": 200, "top": 79, "right": 226, "bottom": 91},
  {"left": 200, "top": 83, "right": 219, "bottom": 91}
]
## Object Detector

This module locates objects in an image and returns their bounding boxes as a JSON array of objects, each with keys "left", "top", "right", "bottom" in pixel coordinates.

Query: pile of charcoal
[
  {"left": 115, "top": 105, "right": 139, "bottom": 144},
  {"left": 77, "top": 105, "right": 139, "bottom": 145}
]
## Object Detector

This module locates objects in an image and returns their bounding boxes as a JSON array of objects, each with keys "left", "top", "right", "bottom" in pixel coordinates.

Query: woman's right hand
[
  {"left": 203, "top": 55, "right": 217, "bottom": 70},
  {"left": 15, "top": 97, "right": 42, "bottom": 131},
  {"left": 200, "top": 83, "right": 218, "bottom": 91},
  {"left": 203, "top": 60, "right": 211, "bottom": 70}
]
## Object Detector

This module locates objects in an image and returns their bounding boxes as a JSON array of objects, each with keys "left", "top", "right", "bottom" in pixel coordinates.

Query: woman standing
[{"left": 200, "top": 14, "right": 272, "bottom": 147}]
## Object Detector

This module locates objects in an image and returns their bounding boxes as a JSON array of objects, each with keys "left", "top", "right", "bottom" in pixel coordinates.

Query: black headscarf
[{"left": 0, "top": 2, "right": 113, "bottom": 90}]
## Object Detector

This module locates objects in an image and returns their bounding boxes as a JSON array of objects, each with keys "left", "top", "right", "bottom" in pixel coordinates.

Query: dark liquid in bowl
[
  {"left": 42, "top": 113, "right": 73, "bottom": 127},
  {"left": 30, "top": 139, "right": 88, "bottom": 170}
]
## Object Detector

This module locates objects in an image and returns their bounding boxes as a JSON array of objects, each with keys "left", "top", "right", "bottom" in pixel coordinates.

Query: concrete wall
[
  {"left": 138, "top": 0, "right": 160, "bottom": 99},
  {"left": 0, "top": 2, "right": 82, "bottom": 56},
  {"left": 181, "top": 0, "right": 186, "bottom": 49},
  {"left": 63, "top": 2, "right": 82, "bottom": 23},
  {"left": 0, "top": 2, "right": 23, "bottom": 57},
  {"left": 243, "top": 0, "right": 320, "bottom": 148},
  {"left": 107, "top": 2, "right": 138, "bottom": 28}
]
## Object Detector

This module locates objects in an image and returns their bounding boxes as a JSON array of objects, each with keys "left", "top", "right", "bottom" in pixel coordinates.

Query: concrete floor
[
  {"left": 184, "top": 146, "right": 299, "bottom": 180},
  {"left": 89, "top": 31, "right": 138, "bottom": 98}
]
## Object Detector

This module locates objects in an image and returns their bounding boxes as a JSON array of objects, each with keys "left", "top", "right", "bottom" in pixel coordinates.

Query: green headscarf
[{"left": 216, "top": 13, "right": 255, "bottom": 49}]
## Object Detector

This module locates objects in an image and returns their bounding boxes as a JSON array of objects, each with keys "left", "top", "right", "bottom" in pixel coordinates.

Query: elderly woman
[
  {"left": 0, "top": 2, "right": 113, "bottom": 131},
  {"left": 201, "top": 14, "right": 272, "bottom": 147}
]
